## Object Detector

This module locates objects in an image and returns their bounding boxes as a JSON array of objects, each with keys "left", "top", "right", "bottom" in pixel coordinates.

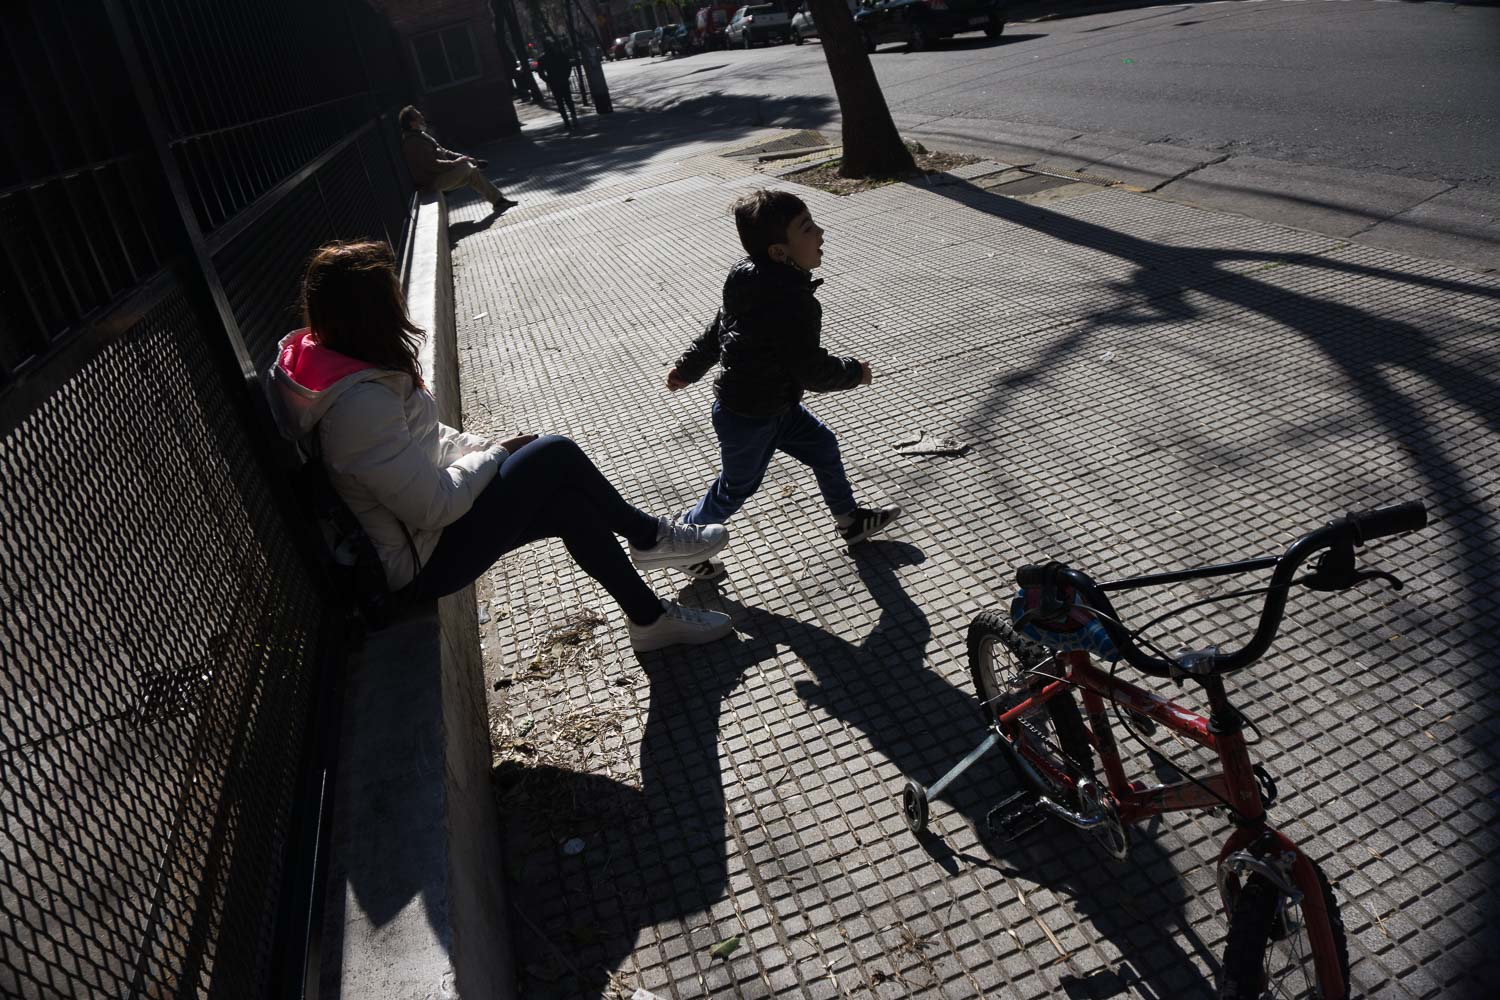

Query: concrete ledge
[{"left": 319, "top": 190, "right": 514, "bottom": 1000}]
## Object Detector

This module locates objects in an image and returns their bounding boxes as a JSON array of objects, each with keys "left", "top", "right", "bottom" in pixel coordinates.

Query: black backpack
[{"left": 293, "top": 433, "right": 415, "bottom": 631}]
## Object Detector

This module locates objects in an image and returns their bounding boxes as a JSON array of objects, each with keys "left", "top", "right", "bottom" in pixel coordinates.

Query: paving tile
[{"left": 456, "top": 114, "right": 1500, "bottom": 998}]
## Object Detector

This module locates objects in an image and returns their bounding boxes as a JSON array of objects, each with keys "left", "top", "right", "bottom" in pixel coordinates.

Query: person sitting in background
[
  {"left": 267, "top": 240, "right": 736, "bottom": 653},
  {"left": 398, "top": 106, "right": 517, "bottom": 214}
]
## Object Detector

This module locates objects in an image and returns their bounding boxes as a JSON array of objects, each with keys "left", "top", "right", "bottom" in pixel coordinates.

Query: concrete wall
[{"left": 318, "top": 191, "right": 515, "bottom": 1000}]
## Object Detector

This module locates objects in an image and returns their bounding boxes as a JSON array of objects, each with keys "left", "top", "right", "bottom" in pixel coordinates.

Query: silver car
[
  {"left": 791, "top": 3, "right": 819, "bottom": 44},
  {"left": 625, "top": 29, "right": 654, "bottom": 58}
]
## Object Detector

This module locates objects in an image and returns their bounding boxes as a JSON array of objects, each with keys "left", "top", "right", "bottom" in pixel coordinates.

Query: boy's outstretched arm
[
  {"left": 777, "top": 301, "right": 864, "bottom": 393},
  {"left": 668, "top": 309, "right": 723, "bottom": 390}
]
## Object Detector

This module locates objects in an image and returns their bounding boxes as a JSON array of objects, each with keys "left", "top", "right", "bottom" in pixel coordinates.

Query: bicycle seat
[{"left": 1011, "top": 566, "right": 1120, "bottom": 661}]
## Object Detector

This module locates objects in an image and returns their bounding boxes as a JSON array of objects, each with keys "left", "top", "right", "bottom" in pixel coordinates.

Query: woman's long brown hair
[{"left": 300, "top": 240, "right": 424, "bottom": 387}]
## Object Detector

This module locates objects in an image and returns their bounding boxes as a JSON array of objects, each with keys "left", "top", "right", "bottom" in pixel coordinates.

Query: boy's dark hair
[
  {"left": 398, "top": 105, "right": 422, "bottom": 131},
  {"left": 732, "top": 189, "right": 808, "bottom": 258}
]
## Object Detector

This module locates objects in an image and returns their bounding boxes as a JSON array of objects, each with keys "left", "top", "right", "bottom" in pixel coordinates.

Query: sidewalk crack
[
  {"left": 1346, "top": 182, "right": 1458, "bottom": 239},
  {"left": 1147, "top": 152, "right": 1231, "bottom": 193}
]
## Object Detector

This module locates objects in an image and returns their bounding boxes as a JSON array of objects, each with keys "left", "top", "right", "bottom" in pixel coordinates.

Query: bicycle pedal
[{"left": 986, "top": 790, "right": 1045, "bottom": 842}]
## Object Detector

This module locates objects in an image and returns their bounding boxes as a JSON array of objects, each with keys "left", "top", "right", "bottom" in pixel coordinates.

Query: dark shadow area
[
  {"left": 447, "top": 208, "right": 509, "bottom": 248},
  {"left": 715, "top": 540, "right": 1213, "bottom": 994},
  {"left": 917, "top": 175, "right": 1500, "bottom": 987},
  {"left": 493, "top": 641, "right": 749, "bottom": 998}
]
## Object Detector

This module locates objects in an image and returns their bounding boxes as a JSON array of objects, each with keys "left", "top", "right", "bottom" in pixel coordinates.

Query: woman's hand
[
  {"left": 498, "top": 433, "right": 539, "bottom": 453},
  {"left": 666, "top": 368, "right": 690, "bottom": 391}
]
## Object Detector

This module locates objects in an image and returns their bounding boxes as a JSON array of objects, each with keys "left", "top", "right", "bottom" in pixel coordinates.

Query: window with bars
[{"left": 412, "top": 24, "right": 481, "bottom": 92}]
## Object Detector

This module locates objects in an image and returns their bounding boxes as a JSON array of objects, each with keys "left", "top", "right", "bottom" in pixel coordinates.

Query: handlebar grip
[
  {"left": 1347, "top": 501, "right": 1428, "bottom": 543},
  {"left": 1016, "top": 565, "right": 1049, "bottom": 587}
]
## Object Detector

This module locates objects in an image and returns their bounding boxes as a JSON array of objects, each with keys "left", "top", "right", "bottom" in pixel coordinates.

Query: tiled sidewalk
[{"left": 452, "top": 111, "right": 1500, "bottom": 999}]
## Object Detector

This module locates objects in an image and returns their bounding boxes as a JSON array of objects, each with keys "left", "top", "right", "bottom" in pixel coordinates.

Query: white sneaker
[
  {"left": 630, "top": 516, "right": 728, "bottom": 570},
  {"left": 629, "top": 600, "right": 734, "bottom": 652}
]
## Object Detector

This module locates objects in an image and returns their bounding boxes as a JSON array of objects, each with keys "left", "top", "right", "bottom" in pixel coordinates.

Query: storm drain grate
[{"left": 1021, "top": 164, "right": 1121, "bottom": 188}]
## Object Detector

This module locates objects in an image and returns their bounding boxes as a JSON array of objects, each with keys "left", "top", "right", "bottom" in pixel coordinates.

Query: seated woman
[{"left": 268, "top": 240, "right": 733, "bottom": 652}]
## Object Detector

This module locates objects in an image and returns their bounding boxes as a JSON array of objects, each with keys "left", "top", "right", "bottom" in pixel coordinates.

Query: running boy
[{"left": 666, "top": 189, "right": 900, "bottom": 576}]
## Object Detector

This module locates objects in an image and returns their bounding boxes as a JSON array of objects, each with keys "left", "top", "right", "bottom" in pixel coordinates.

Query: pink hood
[
  {"left": 266, "top": 328, "right": 406, "bottom": 440},
  {"left": 277, "top": 329, "right": 375, "bottom": 392}
]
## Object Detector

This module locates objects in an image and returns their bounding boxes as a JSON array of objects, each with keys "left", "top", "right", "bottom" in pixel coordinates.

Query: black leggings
[{"left": 411, "top": 435, "right": 662, "bottom": 624}]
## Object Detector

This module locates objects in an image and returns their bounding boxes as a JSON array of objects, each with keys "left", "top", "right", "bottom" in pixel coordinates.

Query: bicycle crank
[{"left": 1078, "top": 779, "right": 1130, "bottom": 861}]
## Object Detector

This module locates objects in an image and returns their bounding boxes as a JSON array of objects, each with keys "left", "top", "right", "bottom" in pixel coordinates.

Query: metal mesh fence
[
  {"left": 1, "top": 0, "right": 417, "bottom": 996},
  {"left": 1, "top": 286, "right": 326, "bottom": 999}
]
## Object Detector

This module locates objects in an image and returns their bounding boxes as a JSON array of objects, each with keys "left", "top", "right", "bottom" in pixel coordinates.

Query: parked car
[
  {"left": 626, "top": 28, "right": 654, "bottom": 57},
  {"left": 650, "top": 23, "right": 694, "bottom": 56},
  {"left": 694, "top": 2, "right": 739, "bottom": 50},
  {"left": 664, "top": 23, "right": 696, "bottom": 55},
  {"left": 855, "top": 0, "right": 1006, "bottom": 52},
  {"left": 725, "top": 4, "right": 791, "bottom": 49},
  {"left": 608, "top": 35, "right": 629, "bottom": 60},
  {"left": 790, "top": 3, "right": 818, "bottom": 44}
]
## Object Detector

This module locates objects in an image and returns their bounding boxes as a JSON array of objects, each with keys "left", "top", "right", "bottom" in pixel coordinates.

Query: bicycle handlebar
[
  {"left": 1015, "top": 501, "right": 1428, "bottom": 679},
  {"left": 1348, "top": 500, "right": 1427, "bottom": 544}
]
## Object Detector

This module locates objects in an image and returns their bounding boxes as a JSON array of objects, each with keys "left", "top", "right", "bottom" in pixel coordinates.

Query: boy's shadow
[
  {"left": 715, "top": 540, "right": 1217, "bottom": 996},
  {"left": 495, "top": 638, "right": 750, "bottom": 998}
]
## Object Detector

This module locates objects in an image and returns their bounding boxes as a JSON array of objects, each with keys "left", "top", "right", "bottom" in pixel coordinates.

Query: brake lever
[
  {"left": 1303, "top": 544, "right": 1404, "bottom": 592},
  {"left": 1350, "top": 569, "right": 1404, "bottom": 591}
]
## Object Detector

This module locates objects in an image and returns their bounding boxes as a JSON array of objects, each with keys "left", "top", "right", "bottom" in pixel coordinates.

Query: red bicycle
[{"left": 900, "top": 502, "right": 1430, "bottom": 999}]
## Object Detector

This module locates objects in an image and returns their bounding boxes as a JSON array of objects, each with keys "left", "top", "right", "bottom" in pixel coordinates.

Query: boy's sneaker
[
  {"left": 838, "top": 505, "right": 902, "bottom": 546},
  {"left": 629, "top": 600, "right": 734, "bottom": 652},
  {"left": 678, "top": 558, "right": 727, "bottom": 583},
  {"left": 630, "top": 517, "right": 728, "bottom": 570}
]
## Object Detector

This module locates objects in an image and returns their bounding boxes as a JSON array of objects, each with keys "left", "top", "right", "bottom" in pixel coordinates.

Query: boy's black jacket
[{"left": 674, "top": 256, "right": 863, "bottom": 418}]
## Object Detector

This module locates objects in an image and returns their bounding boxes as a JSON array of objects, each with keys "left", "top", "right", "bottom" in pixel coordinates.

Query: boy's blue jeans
[{"left": 685, "top": 402, "right": 856, "bottom": 526}]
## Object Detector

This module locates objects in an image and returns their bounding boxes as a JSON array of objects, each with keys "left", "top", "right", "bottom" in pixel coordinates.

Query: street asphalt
[{"left": 598, "top": 0, "right": 1500, "bottom": 270}]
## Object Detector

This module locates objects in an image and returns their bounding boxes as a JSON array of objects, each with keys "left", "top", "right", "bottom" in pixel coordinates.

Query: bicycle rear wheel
[
  {"left": 1218, "top": 859, "right": 1349, "bottom": 1000},
  {"left": 967, "top": 611, "right": 1094, "bottom": 805}
]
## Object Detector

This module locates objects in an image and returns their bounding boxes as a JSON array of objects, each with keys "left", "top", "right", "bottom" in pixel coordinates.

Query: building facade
[{"left": 377, "top": 0, "right": 520, "bottom": 142}]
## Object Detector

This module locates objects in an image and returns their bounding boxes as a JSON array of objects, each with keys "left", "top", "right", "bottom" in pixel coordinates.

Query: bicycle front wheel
[
  {"left": 1218, "top": 859, "right": 1350, "bottom": 1000},
  {"left": 967, "top": 611, "right": 1094, "bottom": 806}
]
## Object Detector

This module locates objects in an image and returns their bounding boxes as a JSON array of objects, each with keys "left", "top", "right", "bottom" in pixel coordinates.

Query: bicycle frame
[
  {"left": 1000, "top": 650, "right": 1348, "bottom": 999},
  {"left": 1000, "top": 650, "right": 1264, "bottom": 825}
]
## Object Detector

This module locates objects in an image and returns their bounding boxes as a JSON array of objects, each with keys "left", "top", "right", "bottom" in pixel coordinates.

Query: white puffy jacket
[{"left": 267, "top": 329, "right": 507, "bottom": 590}]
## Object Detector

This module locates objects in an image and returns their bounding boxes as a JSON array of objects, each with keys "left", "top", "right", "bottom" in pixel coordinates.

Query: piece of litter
[
  {"left": 1101, "top": 350, "right": 1116, "bottom": 362},
  {"left": 708, "top": 935, "right": 742, "bottom": 959},
  {"left": 631, "top": 990, "right": 667, "bottom": 1000},
  {"left": 894, "top": 432, "right": 969, "bottom": 457},
  {"left": 516, "top": 716, "right": 535, "bottom": 737},
  {"left": 477, "top": 603, "right": 491, "bottom": 625},
  {"left": 471, "top": 311, "right": 488, "bottom": 321},
  {"left": 562, "top": 837, "right": 585, "bottom": 856}
]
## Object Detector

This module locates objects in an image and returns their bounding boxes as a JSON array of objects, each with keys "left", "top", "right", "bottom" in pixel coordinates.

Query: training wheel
[{"left": 902, "top": 779, "right": 930, "bottom": 834}]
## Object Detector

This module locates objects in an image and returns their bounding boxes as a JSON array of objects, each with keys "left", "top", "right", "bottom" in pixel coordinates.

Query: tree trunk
[
  {"left": 805, "top": 0, "right": 915, "bottom": 178},
  {"left": 496, "top": 0, "right": 544, "bottom": 100}
]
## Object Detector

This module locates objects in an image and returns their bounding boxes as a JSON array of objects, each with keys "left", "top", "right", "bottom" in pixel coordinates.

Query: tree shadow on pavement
[
  {"left": 715, "top": 540, "right": 1214, "bottom": 996},
  {"left": 921, "top": 176, "right": 1500, "bottom": 989},
  {"left": 457, "top": 93, "right": 837, "bottom": 210}
]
